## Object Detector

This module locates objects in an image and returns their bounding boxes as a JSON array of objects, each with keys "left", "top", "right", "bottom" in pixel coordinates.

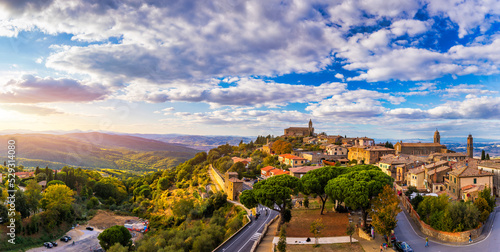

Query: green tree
[
  {"left": 98, "top": 225, "right": 132, "bottom": 251},
  {"left": 486, "top": 153, "right": 490, "bottom": 160},
  {"left": 87, "top": 196, "right": 100, "bottom": 209},
  {"left": 369, "top": 185, "right": 401, "bottom": 247},
  {"left": 240, "top": 175, "right": 302, "bottom": 224},
  {"left": 478, "top": 187, "right": 496, "bottom": 210},
  {"left": 481, "top": 150, "right": 486, "bottom": 160},
  {"left": 25, "top": 179, "right": 42, "bottom": 216},
  {"left": 157, "top": 177, "right": 171, "bottom": 191},
  {"left": 346, "top": 222, "right": 356, "bottom": 244},
  {"left": 40, "top": 184, "right": 75, "bottom": 211},
  {"left": 310, "top": 218, "right": 324, "bottom": 247},
  {"left": 405, "top": 186, "right": 418, "bottom": 197},
  {"left": 107, "top": 243, "right": 129, "bottom": 252},
  {"left": 47, "top": 180, "right": 65, "bottom": 187},
  {"left": 277, "top": 225, "right": 287, "bottom": 252},
  {"left": 301, "top": 166, "right": 346, "bottom": 215},
  {"left": 325, "top": 169, "right": 393, "bottom": 227},
  {"left": 14, "top": 190, "right": 30, "bottom": 219},
  {"left": 303, "top": 196, "right": 309, "bottom": 208},
  {"left": 474, "top": 197, "right": 491, "bottom": 214}
]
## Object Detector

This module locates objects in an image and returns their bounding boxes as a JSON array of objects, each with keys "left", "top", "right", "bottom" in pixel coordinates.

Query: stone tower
[
  {"left": 467, "top": 134, "right": 473, "bottom": 158},
  {"left": 434, "top": 129, "right": 440, "bottom": 144},
  {"left": 308, "top": 119, "right": 313, "bottom": 136}
]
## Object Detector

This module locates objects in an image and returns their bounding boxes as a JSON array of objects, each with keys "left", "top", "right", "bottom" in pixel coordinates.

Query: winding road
[
  {"left": 394, "top": 206, "right": 500, "bottom": 252},
  {"left": 215, "top": 205, "right": 279, "bottom": 252}
]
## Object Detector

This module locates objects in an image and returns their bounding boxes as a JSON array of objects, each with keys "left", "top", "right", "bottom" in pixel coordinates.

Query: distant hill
[
  {"left": 0, "top": 133, "right": 198, "bottom": 171},
  {"left": 131, "top": 134, "right": 254, "bottom": 151}
]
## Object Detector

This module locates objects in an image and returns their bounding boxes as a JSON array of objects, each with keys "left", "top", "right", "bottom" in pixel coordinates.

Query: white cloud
[
  {"left": 390, "top": 19, "right": 431, "bottom": 37},
  {"left": 0, "top": 75, "right": 109, "bottom": 103},
  {"left": 0, "top": 104, "right": 63, "bottom": 116}
]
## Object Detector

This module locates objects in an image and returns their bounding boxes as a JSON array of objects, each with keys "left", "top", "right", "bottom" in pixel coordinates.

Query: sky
[{"left": 1, "top": 0, "right": 500, "bottom": 140}]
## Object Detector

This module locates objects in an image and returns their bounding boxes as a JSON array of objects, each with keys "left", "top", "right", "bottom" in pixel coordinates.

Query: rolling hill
[{"left": 0, "top": 133, "right": 199, "bottom": 171}]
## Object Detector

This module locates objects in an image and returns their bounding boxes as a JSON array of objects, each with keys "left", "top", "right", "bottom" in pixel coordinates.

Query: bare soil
[
  {"left": 285, "top": 209, "right": 349, "bottom": 237},
  {"left": 88, "top": 210, "right": 141, "bottom": 230}
]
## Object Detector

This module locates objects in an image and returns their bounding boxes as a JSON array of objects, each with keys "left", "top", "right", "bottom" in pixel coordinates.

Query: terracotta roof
[
  {"left": 430, "top": 152, "right": 467, "bottom": 157},
  {"left": 424, "top": 160, "right": 449, "bottom": 169},
  {"left": 449, "top": 160, "right": 494, "bottom": 177},
  {"left": 462, "top": 184, "right": 485, "bottom": 193},
  {"left": 231, "top": 157, "right": 252, "bottom": 163},
  {"left": 479, "top": 161, "right": 500, "bottom": 169},
  {"left": 408, "top": 167, "right": 425, "bottom": 174},
  {"left": 261, "top": 166, "right": 275, "bottom": 172},
  {"left": 399, "top": 143, "right": 446, "bottom": 147},
  {"left": 270, "top": 169, "right": 290, "bottom": 176},
  {"left": 289, "top": 166, "right": 322, "bottom": 174},
  {"left": 427, "top": 165, "right": 452, "bottom": 175}
]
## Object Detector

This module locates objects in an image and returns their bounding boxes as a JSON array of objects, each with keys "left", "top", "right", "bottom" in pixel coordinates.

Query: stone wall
[
  {"left": 357, "top": 228, "right": 372, "bottom": 240},
  {"left": 210, "top": 165, "right": 225, "bottom": 192},
  {"left": 401, "top": 195, "right": 484, "bottom": 243}
]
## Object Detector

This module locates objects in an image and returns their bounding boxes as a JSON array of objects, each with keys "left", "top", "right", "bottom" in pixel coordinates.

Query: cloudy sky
[{"left": 1, "top": 0, "right": 500, "bottom": 140}]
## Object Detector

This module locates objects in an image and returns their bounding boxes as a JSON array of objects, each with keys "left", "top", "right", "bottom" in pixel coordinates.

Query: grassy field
[
  {"left": 285, "top": 208, "right": 349, "bottom": 237},
  {"left": 286, "top": 243, "right": 365, "bottom": 252}
]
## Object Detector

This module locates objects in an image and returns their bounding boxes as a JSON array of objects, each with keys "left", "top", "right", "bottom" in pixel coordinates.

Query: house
[
  {"left": 354, "top": 137, "right": 375, "bottom": 146},
  {"left": 407, "top": 166, "right": 426, "bottom": 190},
  {"left": 325, "top": 144, "right": 348, "bottom": 156},
  {"left": 423, "top": 161, "right": 451, "bottom": 193},
  {"left": 278, "top": 154, "right": 308, "bottom": 168},
  {"left": 262, "top": 140, "right": 274, "bottom": 155},
  {"left": 300, "top": 152, "right": 341, "bottom": 164},
  {"left": 270, "top": 169, "right": 290, "bottom": 176},
  {"left": 377, "top": 154, "right": 427, "bottom": 181},
  {"left": 428, "top": 152, "right": 468, "bottom": 162},
  {"left": 348, "top": 146, "right": 395, "bottom": 164},
  {"left": 261, "top": 166, "right": 276, "bottom": 178},
  {"left": 231, "top": 157, "right": 252, "bottom": 168},
  {"left": 288, "top": 166, "right": 322, "bottom": 178},
  {"left": 38, "top": 180, "right": 47, "bottom": 190},
  {"left": 446, "top": 160, "right": 494, "bottom": 200},
  {"left": 477, "top": 161, "right": 500, "bottom": 196},
  {"left": 14, "top": 171, "right": 35, "bottom": 179}
]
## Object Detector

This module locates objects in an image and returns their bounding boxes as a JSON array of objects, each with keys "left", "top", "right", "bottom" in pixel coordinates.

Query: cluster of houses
[{"left": 255, "top": 121, "right": 500, "bottom": 203}]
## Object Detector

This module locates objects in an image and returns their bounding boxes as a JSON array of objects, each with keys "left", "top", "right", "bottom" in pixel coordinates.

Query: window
[
  {"left": 453, "top": 189, "right": 455, "bottom": 193},
  {"left": 454, "top": 177, "right": 456, "bottom": 183},
  {"left": 474, "top": 178, "right": 477, "bottom": 184}
]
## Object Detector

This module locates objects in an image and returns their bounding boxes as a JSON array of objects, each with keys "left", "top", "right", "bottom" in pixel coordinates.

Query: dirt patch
[
  {"left": 87, "top": 210, "right": 141, "bottom": 230},
  {"left": 287, "top": 243, "right": 365, "bottom": 252},
  {"left": 286, "top": 209, "right": 349, "bottom": 237}
]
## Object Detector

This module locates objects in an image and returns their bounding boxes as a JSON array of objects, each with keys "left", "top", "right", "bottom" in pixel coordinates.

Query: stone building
[
  {"left": 348, "top": 146, "right": 395, "bottom": 164},
  {"left": 225, "top": 172, "right": 243, "bottom": 201},
  {"left": 445, "top": 160, "right": 493, "bottom": 200},
  {"left": 478, "top": 161, "right": 500, "bottom": 196},
  {"left": 284, "top": 119, "right": 314, "bottom": 137},
  {"left": 394, "top": 130, "right": 450, "bottom": 156}
]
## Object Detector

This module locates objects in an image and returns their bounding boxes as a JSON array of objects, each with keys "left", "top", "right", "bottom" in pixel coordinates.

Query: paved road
[
  {"left": 394, "top": 207, "right": 500, "bottom": 252},
  {"left": 216, "top": 206, "right": 279, "bottom": 252}
]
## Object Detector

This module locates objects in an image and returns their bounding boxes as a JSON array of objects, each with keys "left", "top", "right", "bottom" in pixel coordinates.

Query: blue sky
[{"left": 1, "top": 0, "right": 500, "bottom": 140}]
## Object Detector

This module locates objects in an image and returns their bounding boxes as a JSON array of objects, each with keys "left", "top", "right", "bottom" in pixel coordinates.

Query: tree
[
  {"left": 271, "top": 140, "right": 292, "bottom": 155},
  {"left": 25, "top": 179, "right": 42, "bottom": 216},
  {"left": 481, "top": 150, "right": 486, "bottom": 160},
  {"left": 301, "top": 166, "right": 346, "bottom": 215},
  {"left": 40, "top": 184, "right": 75, "bottom": 211},
  {"left": 107, "top": 243, "right": 129, "bottom": 252},
  {"left": 405, "top": 186, "right": 418, "bottom": 197},
  {"left": 304, "top": 196, "right": 309, "bottom": 208},
  {"left": 325, "top": 170, "right": 393, "bottom": 227},
  {"left": 310, "top": 218, "right": 324, "bottom": 247},
  {"left": 346, "top": 222, "right": 356, "bottom": 244},
  {"left": 47, "top": 180, "right": 65, "bottom": 187},
  {"left": 369, "top": 185, "right": 401, "bottom": 247},
  {"left": 157, "top": 177, "right": 171, "bottom": 191},
  {"left": 15, "top": 190, "right": 30, "bottom": 219},
  {"left": 478, "top": 187, "right": 495, "bottom": 210},
  {"left": 241, "top": 175, "right": 302, "bottom": 224},
  {"left": 277, "top": 225, "right": 287, "bottom": 252},
  {"left": 486, "top": 153, "right": 490, "bottom": 160},
  {"left": 98, "top": 225, "right": 132, "bottom": 250}
]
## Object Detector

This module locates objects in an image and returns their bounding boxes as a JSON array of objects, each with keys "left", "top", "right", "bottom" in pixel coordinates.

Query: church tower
[
  {"left": 308, "top": 119, "right": 313, "bottom": 136},
  {"left": 434, "top": 129, "right": 440, "bottom": 144},
  {"left": 467, "top": 134, "right": 473, "bottom": 158}
]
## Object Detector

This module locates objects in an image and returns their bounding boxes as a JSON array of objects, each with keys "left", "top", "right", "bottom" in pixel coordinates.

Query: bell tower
[
  {"left": 434, "top": 129, "right": 440, "bottom": 144},
  {"left": 467, "top": 134, "right": 473, "bottom": 158},
  {"left": 308, "top": 119, "right": 313, "bottom": 136}
]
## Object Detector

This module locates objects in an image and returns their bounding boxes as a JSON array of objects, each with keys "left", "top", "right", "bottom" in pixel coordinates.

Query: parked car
[
  {"left": 86, "top": 226, "right": 94, "bottom": 231},
  {"left": 60, "top": 235, "right": 71, "bottom": 242},
  {"left": 393, "top": 241, "right": 413, "bottom": 252},
  {"left": 50, "top": 241, "right": 58, "bottom": 247},
  {"left": 43, "top": 242, "right": 53, "bottom": 248}
]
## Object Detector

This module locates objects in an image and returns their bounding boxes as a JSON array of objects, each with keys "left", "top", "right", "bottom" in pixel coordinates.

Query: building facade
[{"left": 284, "top": 119, "right": 314, "bottom": 137}]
